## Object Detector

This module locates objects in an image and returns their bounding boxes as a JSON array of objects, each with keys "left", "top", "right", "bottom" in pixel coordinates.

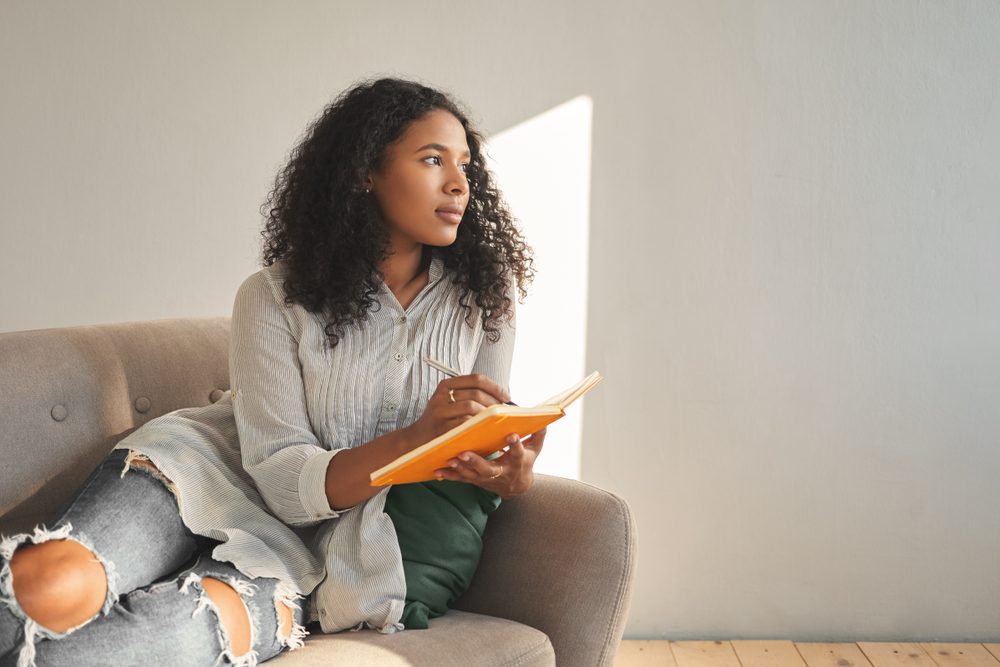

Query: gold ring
[
  {"left": 448, "top": 389, "right": 456, "bottom": 403},
  {"left": 489, "top": 465, "right": 503, "bottom": 480}
]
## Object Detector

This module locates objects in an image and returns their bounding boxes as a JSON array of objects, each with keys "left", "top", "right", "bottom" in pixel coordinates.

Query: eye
[{"left": 423, "top": 155, "right": 471, "bottom": 177}]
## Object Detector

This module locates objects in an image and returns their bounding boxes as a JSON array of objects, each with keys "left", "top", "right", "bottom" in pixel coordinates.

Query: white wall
[
  {"left": 2, "top": 0, "right": 998, "bottom": 641},
  {"left": 582, "top": 1, "right": 1000, "bottom": 640}
]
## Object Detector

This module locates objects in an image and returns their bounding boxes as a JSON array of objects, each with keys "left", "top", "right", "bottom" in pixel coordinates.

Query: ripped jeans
[{"left": 0, "top": 448, "right": 307, "bottom": 667}]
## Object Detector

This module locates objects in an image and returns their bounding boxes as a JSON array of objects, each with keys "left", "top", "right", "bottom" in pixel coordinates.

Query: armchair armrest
[{"left": 454, "top": 474, "right": 636, "bottom": 667}]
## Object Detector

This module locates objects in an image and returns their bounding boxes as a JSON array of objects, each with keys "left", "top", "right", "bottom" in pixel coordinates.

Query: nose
[{"left": 445, "top": 164, "right": 469, "bottom": 197}]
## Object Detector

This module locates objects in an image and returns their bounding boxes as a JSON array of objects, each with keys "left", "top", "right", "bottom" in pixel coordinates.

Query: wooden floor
[{"left": 615, "top": 641, "right": 1000, "bottom": 667}]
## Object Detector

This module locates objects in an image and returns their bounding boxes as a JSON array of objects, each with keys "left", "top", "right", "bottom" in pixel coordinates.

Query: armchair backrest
[{"left": 0, "top": 317, "right": 230, "bottom": 534}]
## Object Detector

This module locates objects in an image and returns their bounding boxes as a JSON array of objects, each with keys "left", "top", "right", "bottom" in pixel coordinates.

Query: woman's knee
[{"left": 9, "top": 539, "right": 108, "bottom": 633}]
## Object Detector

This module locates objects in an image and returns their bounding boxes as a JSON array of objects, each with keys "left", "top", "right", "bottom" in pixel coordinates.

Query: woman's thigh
[
  {"left": 1, "top": 448, "right": 217, "bottom": 665},
  {"left": 13, "top": 448, "right": 205, "bottom": 597}
]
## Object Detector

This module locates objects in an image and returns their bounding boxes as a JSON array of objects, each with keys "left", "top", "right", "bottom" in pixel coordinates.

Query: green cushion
[{"left": 384, "top": 480, "right": 502, "bottom": 629}]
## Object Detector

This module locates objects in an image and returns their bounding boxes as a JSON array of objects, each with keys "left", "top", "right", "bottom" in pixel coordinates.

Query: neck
[{"left": 380, "top": 244, "right": 430, "bottom": 292}]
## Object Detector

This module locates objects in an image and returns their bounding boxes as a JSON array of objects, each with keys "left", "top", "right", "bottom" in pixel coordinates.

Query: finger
[
  {"left": 434, "top": 467, "right": 460, "bottom": 481},
  {"left": 512, "top": 440, "right": 539, "bottom": 467},
  {"left": 446, "top": 374, "right": 510, "bottom": 404},
  {"left": 443, "top": 388, "right": 505, "bottom": 408},
  {"left": 498, "top": 434, "right": 522, "bottom": 458},
  {"left": 523, "top": 427, "right": 547, "bottom": 452},
  {"left": 503, "top": 440, "right": 525, "bottom": 464},
  {"left": 451, "top": 452, "right": 494, "bottom": 477},
  {"left": 467, "top": 388, "right": 505, "bottom": 407},
  {"left": 440, "top": 400, "right": 488, "bottom": 420},
  {"left": 445, "top": 451, "right": 505, "bottom": 482},
  {"left": 444, "top": 458, "right": 482, "bottom": 481},
  {"left": 434, "top": 460, "right": 480, "bottom": 480},
  {"left": 444, "top": 414, "right": 473, "bottom": 429}
]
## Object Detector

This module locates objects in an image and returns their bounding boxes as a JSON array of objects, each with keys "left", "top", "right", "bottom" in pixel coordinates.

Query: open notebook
[{"left": 370, "top": 371, "right": 603, "bottom": 486}]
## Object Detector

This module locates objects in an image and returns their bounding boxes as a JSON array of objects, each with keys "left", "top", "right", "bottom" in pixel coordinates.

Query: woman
[{"left": 0, "top": 76, "right": 540, "bottom": 666}]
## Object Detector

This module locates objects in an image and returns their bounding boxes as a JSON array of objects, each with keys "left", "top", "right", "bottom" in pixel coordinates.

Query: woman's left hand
[{"left": 433, "top": 428, "right": 546, "bottom": 499}]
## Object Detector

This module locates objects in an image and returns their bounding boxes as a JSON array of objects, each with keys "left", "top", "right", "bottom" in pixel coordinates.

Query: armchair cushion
[{"left": 271, "top": 610, "right": 554, "bottom": 666}]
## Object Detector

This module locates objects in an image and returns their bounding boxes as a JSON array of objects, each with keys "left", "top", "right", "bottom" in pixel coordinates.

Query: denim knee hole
[
  {"left": 273, "top": 581, "right": 308, "bottom": 650},
  {"left": 0, "top": 523, "right": 119, "bottom": 667},
  {"left": 179, "top": 572, "right": 259, "bottom": 667}
]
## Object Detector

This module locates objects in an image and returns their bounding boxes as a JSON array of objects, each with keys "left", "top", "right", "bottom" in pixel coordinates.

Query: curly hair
[{"left": 259, "top": 76, "right": 534, "bottom": 349}]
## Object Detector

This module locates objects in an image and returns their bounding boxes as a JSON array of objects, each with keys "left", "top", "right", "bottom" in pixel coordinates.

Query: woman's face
[{"left": 368, "top": 109, "right": 471, "bottom": 251}]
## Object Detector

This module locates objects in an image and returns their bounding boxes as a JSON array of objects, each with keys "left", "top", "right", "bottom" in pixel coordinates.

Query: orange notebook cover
[{"left": 370, "top": 371, "right": 603, "bottom": 486}]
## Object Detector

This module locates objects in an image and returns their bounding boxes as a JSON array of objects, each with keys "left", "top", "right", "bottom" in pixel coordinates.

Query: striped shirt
[{"left": 114, "top": 251, "right": 516, "bottom": 633}]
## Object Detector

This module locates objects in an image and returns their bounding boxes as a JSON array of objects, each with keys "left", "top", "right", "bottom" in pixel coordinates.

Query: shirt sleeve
[
  {"left": 470, "top": 275, "right": 517, "bottom": 392},
  {"left": 229, "top": 270, "right": 349, "bottom": 527}
]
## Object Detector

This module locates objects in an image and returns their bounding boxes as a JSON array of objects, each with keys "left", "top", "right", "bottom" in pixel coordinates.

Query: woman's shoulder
[
  {"left": 231, "top": 260, "right": 325, "bottom": 343},
  {"left": 235, "top": 261, "right": 292, "bottom": 305}
]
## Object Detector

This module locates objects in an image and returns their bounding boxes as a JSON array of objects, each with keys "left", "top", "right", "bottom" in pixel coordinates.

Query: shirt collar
[{"left": 428, "top": 248, "right": 444, "bottom": 284}]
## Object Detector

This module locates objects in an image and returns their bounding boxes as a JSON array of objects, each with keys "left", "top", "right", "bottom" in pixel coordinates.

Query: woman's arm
[
  {"left": 323, "top": 372, "right": 512, "bottom": 509},
  {"left": 230, "top": 270, "right": 345, "bottom": 526},
  {"left": 231, "top": 269, "right": 512, "bottom": 520}
]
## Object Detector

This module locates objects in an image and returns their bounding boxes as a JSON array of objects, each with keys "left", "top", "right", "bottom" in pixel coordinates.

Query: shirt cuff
[{"left": 299, "top": 448, "right": 352, "bottom": 521}]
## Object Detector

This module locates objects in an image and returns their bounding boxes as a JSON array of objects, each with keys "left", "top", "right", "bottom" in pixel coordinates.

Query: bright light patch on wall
[{"left": 484, "top": 95, "right": 593, "bottom": 480}]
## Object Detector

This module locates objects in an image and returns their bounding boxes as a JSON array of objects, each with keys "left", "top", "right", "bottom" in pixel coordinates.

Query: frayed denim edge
[
  {"left": 0, "top": 523, "right": 119, "bottom": 667},
  {"left": 273, "top": 581, "right": 308, "bottom": 650},
  {"left": 120, "top": 450, "right": 181, "bottom": 502},
  {"left": 180, "top": 572, "right": 260, "bottom": 667}
]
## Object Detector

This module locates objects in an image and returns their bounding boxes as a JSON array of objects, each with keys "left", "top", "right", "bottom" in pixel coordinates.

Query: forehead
[{"left": 396, "top": 109, "right": 469, "bottom": 151}]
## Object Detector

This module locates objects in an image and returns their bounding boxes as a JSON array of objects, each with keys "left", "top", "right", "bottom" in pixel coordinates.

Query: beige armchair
[{"left": 0, "top": 317, "right": 635, "bottom": 666}]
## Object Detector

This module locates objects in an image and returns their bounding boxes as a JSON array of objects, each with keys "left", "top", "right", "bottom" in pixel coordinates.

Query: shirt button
[
  {"left": 394, "top": 352, "right": 403, "bottom": 361},
  {"left": 387, "top": 403, "right": 397, "bottom": 412},
  {"left": 398, "top": 316, "right": 406, "bottom": 324}
]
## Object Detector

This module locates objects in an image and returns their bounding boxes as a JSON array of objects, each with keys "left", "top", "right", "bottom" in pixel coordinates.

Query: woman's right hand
[{"left": 407, "top": 374, "right": 511, "bottom": 446}]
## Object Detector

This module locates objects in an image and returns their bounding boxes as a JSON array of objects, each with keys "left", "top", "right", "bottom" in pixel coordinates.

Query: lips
[{"left": 435, "top": 205, "right": 464, "bottom": 224}]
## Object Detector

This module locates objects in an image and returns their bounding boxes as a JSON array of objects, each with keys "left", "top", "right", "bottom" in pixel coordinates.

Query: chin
[{"left": 424, "top": 231, "right": 460, "bottom": 247}]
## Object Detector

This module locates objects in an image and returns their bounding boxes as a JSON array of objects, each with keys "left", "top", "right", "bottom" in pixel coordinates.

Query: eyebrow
[{"left": 415, "top": 143, "right": 471, "bottom": 158}]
